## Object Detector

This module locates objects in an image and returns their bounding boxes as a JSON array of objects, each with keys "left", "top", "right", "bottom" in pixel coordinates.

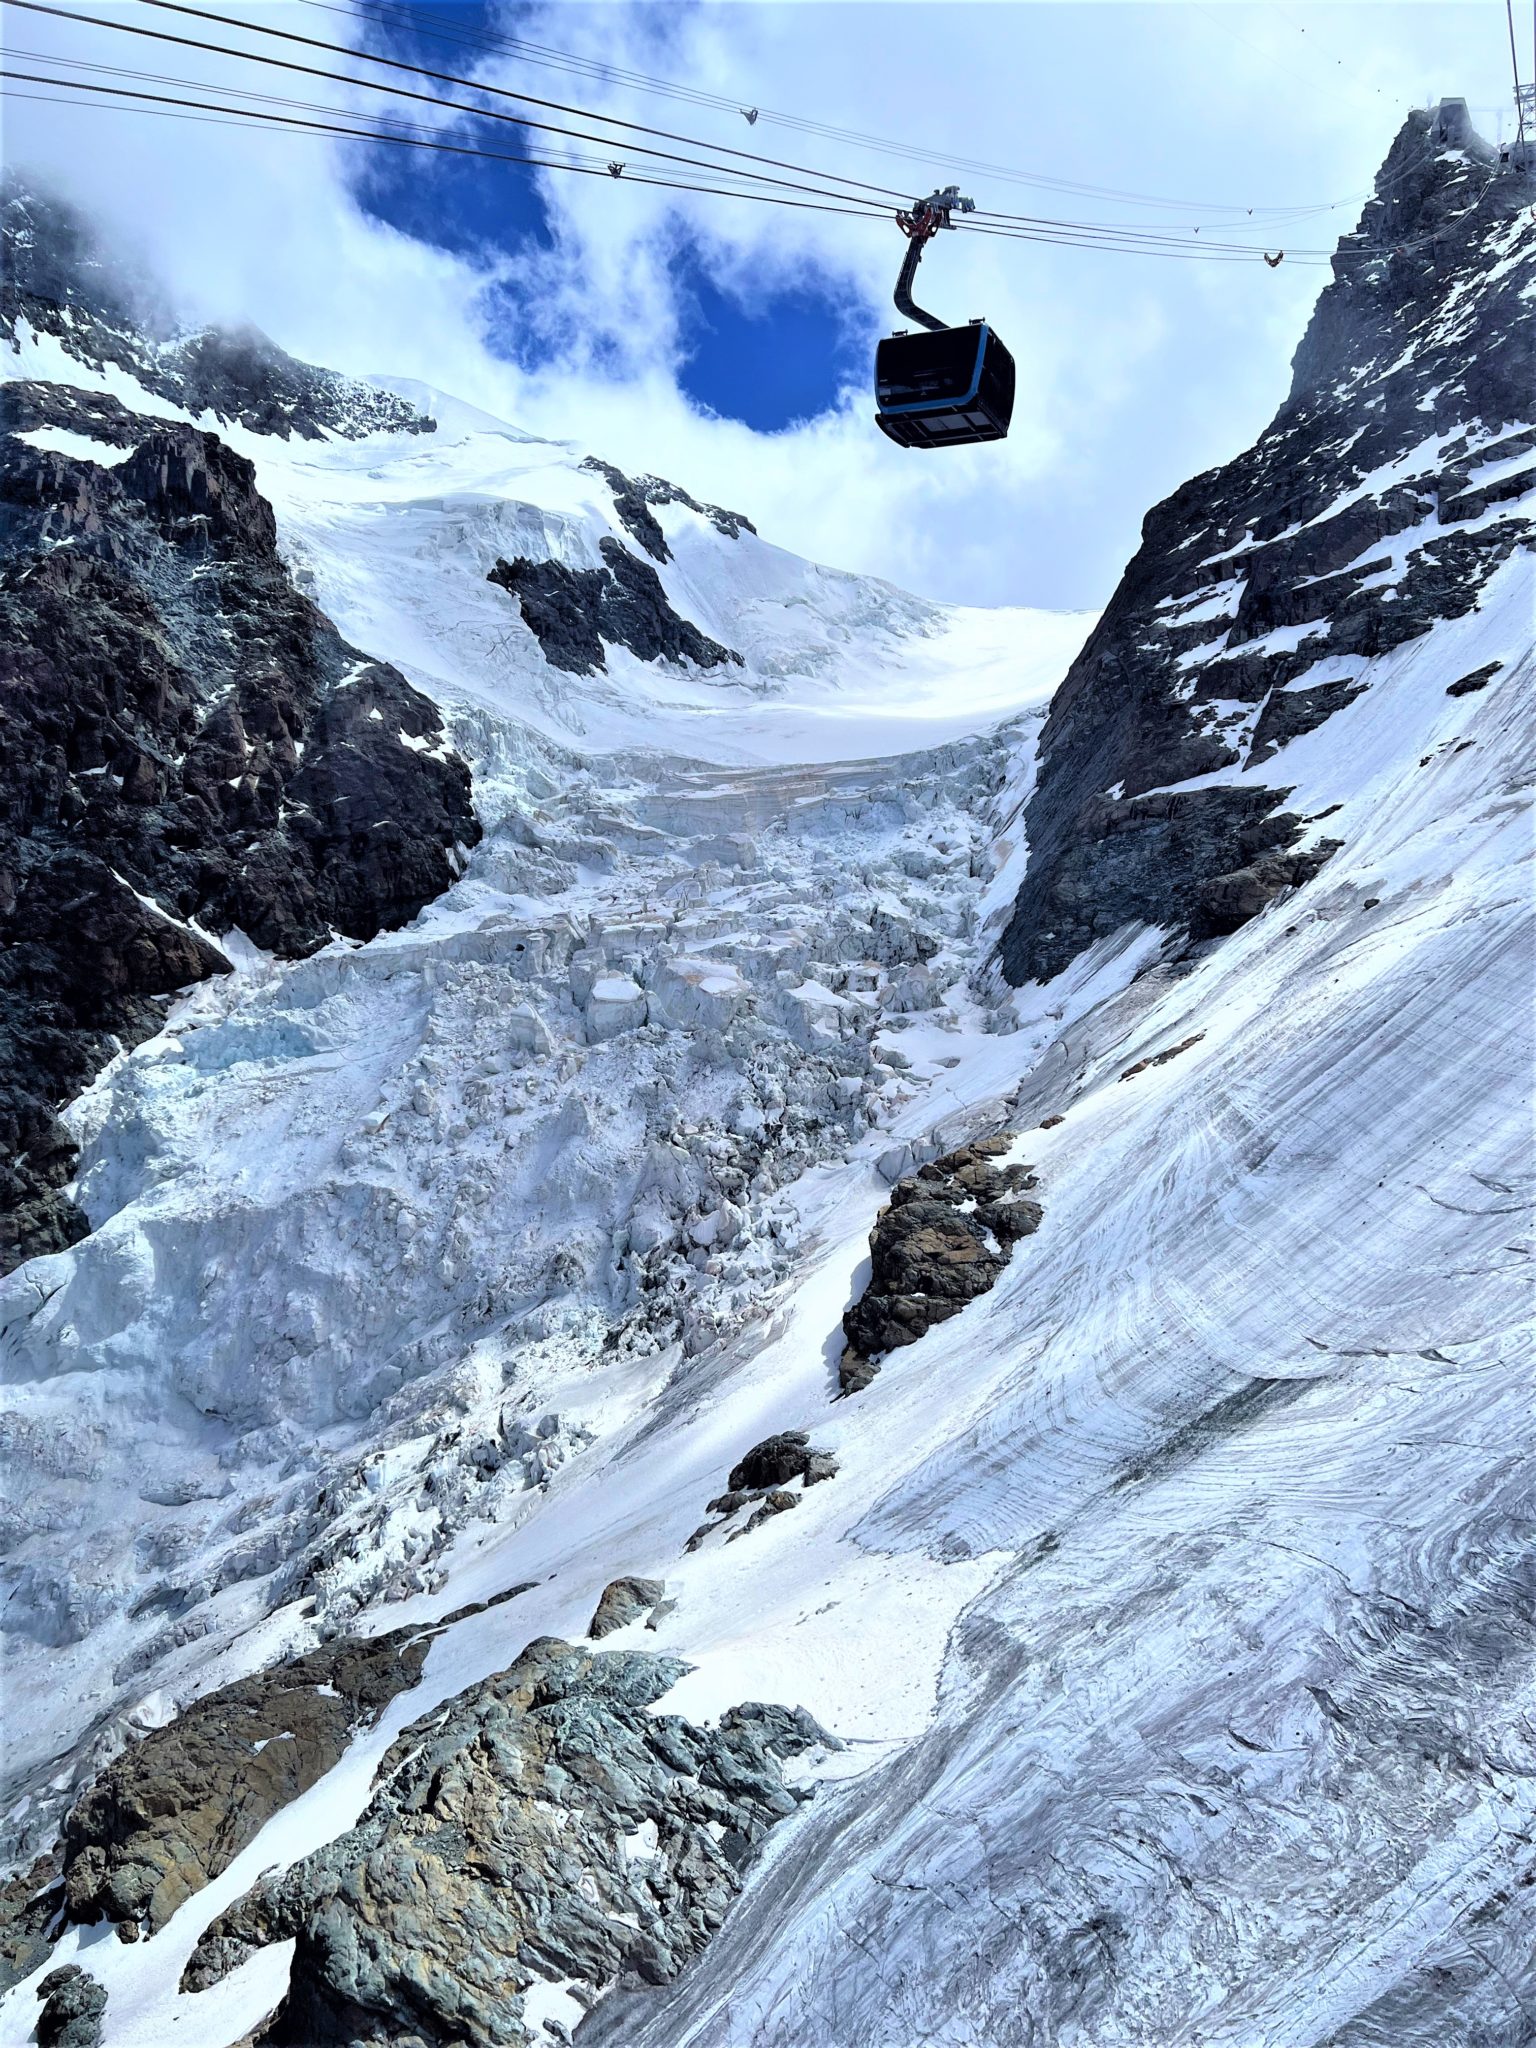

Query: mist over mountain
[{"left": 0, "top": 98, "right": 1532, "bottom": 2048}]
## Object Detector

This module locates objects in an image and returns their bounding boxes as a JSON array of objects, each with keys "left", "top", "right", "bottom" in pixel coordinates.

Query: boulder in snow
[
  {"left": 588, "top": 1577, "right": 667, "bottom": 1639},
  {"left": 34, "top": 1964, "right": 105, "bottom": 2048}
]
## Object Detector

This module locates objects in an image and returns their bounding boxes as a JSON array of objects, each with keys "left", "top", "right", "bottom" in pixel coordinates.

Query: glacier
[{"left": 1, "top": 101, "right": 1533, "bottom": 2048}]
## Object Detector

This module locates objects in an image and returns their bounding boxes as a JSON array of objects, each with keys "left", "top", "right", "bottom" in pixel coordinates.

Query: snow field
[{"left": 3, "top": 321, "right": 1532, "bottom": 2046}]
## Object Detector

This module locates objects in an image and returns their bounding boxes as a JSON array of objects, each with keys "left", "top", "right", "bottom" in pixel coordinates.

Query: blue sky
[
  {"left": 3, "top": 2, "right": 1517, "bottom": 608},
  {"left": 357, "top": 121, "right": 866, "bottom": 426},
  {"left": 349, "top": 0, "right": 870, "bottom": 426}
]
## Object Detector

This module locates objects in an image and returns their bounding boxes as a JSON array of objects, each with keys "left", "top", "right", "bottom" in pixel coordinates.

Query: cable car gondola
[{"left": 875, "top": 186, "right": 1015, "bottom": 450}]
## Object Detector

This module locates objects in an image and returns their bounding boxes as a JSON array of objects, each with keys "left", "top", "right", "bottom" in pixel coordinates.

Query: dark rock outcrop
[
  {"left": 0, "top": 1849, "right": 63, "bottom": 1990},
  {"left": 580, "top": 456, "right": 756, "bottom": 562},
  {"left": 840, "top": 1136, "right": 1041, "bottom": 1393},
  {"left": 1446, "top": 661, "right": 1502, "bottom": 698},
  {"left": 589, "top": 1576, "right": 667, "bottom": 1638},
  {"left": 2, "top": 378, "right": 152, "bottom": 449},
  {"left": 2, "top": 178, "right": 435, "bottom": 442},
  {"left": 489, "top": 536, "right": 742, "bottom": 676},
  {"left": 997, "top": 784, "right": 1341, "bottom": 980},
  {"left": 1000, "top": 102, "right": 1535, "bottom": 985},
  {"left": 727, "top": 1431, "right": 838, "bottom": 1493},
  {"left": 59, "top": 1626, "right": 437, "bottom": 1937},
  {"left": 34, "top": 1965, "right": 106, "bottom": 2048},
  {"left": 182, "top": 1638, "right": 830, "bottom": 2048},
  {"left": 1192, "top": 844, "right": 1342, "bottom": 939},
  {"left": 686, "top": 1431, "right": 838, "bottom": 1549},
  {"left": 0, "top": 387, "right": 478, "bottom": 1271}
]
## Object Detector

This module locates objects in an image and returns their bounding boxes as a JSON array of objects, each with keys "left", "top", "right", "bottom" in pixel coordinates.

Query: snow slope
[
  {"left": 3, "top": 230, "right": 1534, "bottom": 2046},
  {"left": 0, "top": 331, "right": 1092, "bottom": 1865},
  {"left": 256, "top": 390, "right": 1091, "bottom": 770},
  {"left": 3, "top": 330, "right": 1090, "bottom": 772}
]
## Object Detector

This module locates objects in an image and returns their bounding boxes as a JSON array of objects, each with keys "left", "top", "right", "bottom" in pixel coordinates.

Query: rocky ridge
[
  {"left": 490, "top": 536, "right": 743, "bottom": 676},
  {"left": 1, "top": 180, "right": 435, "bottom": 442},
  {"left": 578, "top": 457, "right": 756, "bottom": 563},
  {"left": 1000, "top": 98, "right": 1535, "bottom": 984},
  {"left": 181, "top": 1638, "right": 831, "bottom": 2047},
  {"left": 0, "top": 376, "right": 479, "bottom": 1269}
]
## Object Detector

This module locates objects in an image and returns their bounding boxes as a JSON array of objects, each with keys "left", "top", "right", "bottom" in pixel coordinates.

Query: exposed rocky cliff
[
  {"left": 0, "top": 177, "right": 488, "bottom": 1277},
  {"left": 1000, "top": 99, "right": 1535, "bottom": 983},
  {"left": 0, "top": 1627, "right": 433, "bottom": 1991},
  {"left": 0, "top": 378, "right": 480, "bottom": 1269},
  {"left": 490, "top": 537, "right": 743, "bottom": 676},
  {"left": 182, "top": 1638, "right": 829, "bottom": 2047},
  {"left": 1, "top": 179, "right": 435, "bottom": 441},
  {"left": 57, "top": 1625, "right": 439, "bottom": 1941}
]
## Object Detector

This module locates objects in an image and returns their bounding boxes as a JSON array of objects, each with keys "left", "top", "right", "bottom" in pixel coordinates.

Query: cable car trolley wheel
[{"left": 873, "top": 187, "right": 1015, "bottom": 449}]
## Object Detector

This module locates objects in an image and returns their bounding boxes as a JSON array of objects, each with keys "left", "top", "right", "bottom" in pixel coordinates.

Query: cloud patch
[{"left": 0, "top": 0, "right": 1498, "bottom": 606}]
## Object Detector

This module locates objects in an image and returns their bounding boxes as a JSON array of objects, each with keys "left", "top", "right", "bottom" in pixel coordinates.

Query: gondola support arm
[{"left": 893, "top": 186, "right": 974, "bottom": 331}]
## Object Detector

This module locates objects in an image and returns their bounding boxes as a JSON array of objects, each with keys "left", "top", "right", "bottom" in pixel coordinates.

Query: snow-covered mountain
[{"left": 0, "top": 97, "right": 1532, "bottom": 2048}]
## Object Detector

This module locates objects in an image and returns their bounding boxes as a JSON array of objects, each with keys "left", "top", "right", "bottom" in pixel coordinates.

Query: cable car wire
[
  {"left": 1507, "top": 0, "right": 1527, "bottom": 144},
  {"left": 7, "top": 2, "right": 1352, "bottom": 260},
  {"left": 0, "top": 56, "right": 1343, "bottom": 264},
  {"left": 319, "top": 0, "right": 1443, "bottom": 222},
  {"left": 1, "top": 62, "right": 1337, "bottom": 264},
  {"left": 9, "top": 0, "right": 1344, "bottom": 244},
  {"left": 0, "top": 68, "right": 917, "bottom": 217},
  {"left": 143, "top": 0, "right": 1346, "bottom": 233},
  {"left": 22, "top": 0, "right": 1467, "bottom": 263},
  {"left": 32, "top": 0, "right": 926, "bottom": 208},
  {"left": 302, "top": 0, "right": 1356, "bottom": 221},
  {"left": 0, "top": 48, "right": 621, "bottom": 171}
]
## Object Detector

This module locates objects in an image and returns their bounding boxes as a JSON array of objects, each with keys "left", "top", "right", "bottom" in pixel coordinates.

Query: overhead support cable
[
  {"left": 4, "top": 3, "right": 1352, "bottom": 258},
  {"left": 0, "top": 62, "right": 1340, "bottom": 264},
  {"left": 304, "top": 0, "right": 1355, "bottom": 220},
  {"left": 0, "top": 68, "right": 908, "bottom": 214},
  {"left": 55, "top": 0, "right": 922, "bottom": 206},
  {"left": 143, "top": 0, "right": 1339, "bottom": 232},
  {"left": 1508, "top": 0, "right": 1528, "bottom": 143},
  {"left": 7, "top": 0, "right": 1349, "bottom": 244}
]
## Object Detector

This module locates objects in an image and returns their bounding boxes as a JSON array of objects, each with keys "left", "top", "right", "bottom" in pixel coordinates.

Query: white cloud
[{"left": 1, "top": 0, "right": 1504, "bottom": 606}]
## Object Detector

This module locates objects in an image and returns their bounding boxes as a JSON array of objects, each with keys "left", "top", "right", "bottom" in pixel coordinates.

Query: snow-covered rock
[{"left": 648, "top": 955, "right": 750, "bottom": 1032}]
